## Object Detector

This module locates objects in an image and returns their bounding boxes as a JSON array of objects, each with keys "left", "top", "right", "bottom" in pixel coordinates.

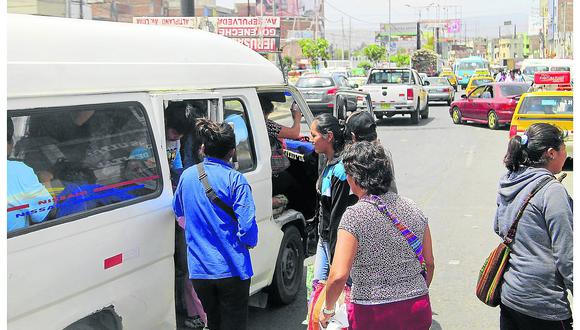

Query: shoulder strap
[
  {"left": 196, "top": 163, "right": 237, "bottom": 221},
  {"left": 504, "top": 175, "right": 555, "bottom": 244},
  {"left": 361, "top": 195, "right": 427, "bottom": 276}
]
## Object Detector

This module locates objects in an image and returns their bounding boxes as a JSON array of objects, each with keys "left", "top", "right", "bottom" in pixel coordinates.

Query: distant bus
[
  {"left": 454, "top": 56, "right": 491, "bottom": 88},
  {"left": 520, "top": 59, "right": 574, "bottom": 81}
]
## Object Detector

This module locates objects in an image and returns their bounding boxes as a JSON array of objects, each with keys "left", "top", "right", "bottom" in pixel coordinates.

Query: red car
[{"left": 449, "top": 82, "right": 531, "bottom": 129}]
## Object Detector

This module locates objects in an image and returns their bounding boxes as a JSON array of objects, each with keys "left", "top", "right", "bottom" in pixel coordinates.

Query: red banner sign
[{"left": 534, "top": 71, "right": 571, "bottom": 85}]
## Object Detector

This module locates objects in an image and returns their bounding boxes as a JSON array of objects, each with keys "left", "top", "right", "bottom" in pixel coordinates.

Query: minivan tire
[
  {"left": 452, "top": 107, "right": 463, "bottom": 124},
  {"left": 268, "top": 226, "right": 304, "bottom": 305}
]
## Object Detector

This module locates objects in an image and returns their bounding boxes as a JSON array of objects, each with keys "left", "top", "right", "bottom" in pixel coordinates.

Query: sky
[{"left": 215, "top": 0, "right": 535, "bottom": 46}]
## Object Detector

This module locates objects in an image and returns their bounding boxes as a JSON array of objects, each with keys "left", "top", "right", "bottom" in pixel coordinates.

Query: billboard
[
  {"left": 256, "top": 0, "right": 319, "bottom": 17},
  {"left": 133, "top": 16, "right": 281, "bottom": 52},
  {"left": 446, "top": 20, "right": 461, "bottom": 33}
]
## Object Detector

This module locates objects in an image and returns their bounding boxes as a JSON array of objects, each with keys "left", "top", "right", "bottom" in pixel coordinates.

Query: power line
[{"left": 324, "top": 0, "right": 382, "bottom": 25}]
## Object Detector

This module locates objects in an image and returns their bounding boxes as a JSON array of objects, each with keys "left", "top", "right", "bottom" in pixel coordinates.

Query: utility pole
[
  {"left": 387, "top": 0, "right": 391, "bottom": 65},
  {"left": 247, "top": 0, "right": 250, "bottom": 16},
  {"left": 314, "top": 0, "right": 318, "bottom": 39},
  {"left": 341, "top": 16, "right": 345, "bottom": 61},
  {"left": 273, "top": 0, "right": 276, "bottom": 16},
  {"left": 349, "top": 17, "right": 352, "bottom": 64}
]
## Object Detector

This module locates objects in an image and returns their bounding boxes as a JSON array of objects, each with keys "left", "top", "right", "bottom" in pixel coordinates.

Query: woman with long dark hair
[
  {"left": 309, "top": 113, "right": 358, "bottom": 285},
  {"left": 495, "top": 123, "right": 572, "bottom": 330}
]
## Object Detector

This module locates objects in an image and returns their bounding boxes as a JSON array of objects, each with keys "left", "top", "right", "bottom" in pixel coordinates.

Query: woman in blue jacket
[{"left": 173, "top": 118, "right": 258, "bottom": 330}]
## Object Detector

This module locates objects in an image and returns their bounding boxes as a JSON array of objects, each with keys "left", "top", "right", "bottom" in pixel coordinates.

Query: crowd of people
[
  {"left": 163, "top": 95, "right": 572, "bottom": 330},
  {"left": 7, "top": 92, "right": 572, "bottom": 329}
]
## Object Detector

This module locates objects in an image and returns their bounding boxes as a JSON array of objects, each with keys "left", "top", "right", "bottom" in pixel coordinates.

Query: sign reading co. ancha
[{"left": 133, "top": 16, "right": 281, "bottom": 53}]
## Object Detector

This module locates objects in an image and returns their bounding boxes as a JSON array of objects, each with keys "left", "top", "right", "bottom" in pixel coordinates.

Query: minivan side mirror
[
  {"left": 461, "top": 94, "right": 467, "bottom": 99},
  {"left": 351, "top": 83, "right": 359, "bottom": 88},
  {"left": 423, "top": 81, "right": 430, "bottom": 86}
]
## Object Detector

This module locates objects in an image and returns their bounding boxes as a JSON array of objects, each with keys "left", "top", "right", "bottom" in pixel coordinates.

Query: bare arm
[
  {"left": 423, "top": 225, "right": 435, "bottom": 287},
  {"left": 277, "top": 107, "right": 302, "bottom": 139},
  {"left": 324, "top": 229, "right": 357, "bottom": 311}
]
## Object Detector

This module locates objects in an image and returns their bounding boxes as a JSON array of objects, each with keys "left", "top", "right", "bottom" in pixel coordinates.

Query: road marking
[
  {"left": 464, "top": 214, "right": 473, "bottom": 217},
  {"left": 465, "top": 146, "right": 475, "bottom": 168},
  {"left": 448, "top": 260, "right": 461, "bottom": 265}
]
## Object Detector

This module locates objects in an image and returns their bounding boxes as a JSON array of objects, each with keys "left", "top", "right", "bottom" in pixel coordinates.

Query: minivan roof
[{"left": 8, "top": 14, "right": 285, "bottom": 98}]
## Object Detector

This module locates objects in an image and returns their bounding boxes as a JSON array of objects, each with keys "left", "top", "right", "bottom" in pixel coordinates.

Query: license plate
[{"left": 380, "top": 103, "right": 391, "bottom": 110}]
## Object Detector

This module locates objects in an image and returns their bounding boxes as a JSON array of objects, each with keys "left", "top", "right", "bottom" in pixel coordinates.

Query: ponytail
[
  {"left": 503, "top": 123, "right": 564, "bottom": 172},
  {"left": 314, "top": 113, "right": 346, "bottom": 154},
  {"left": 504, "top": 135, "right": 528, "bottom": 172},
  {"left": 195, "top": 118, "right": 236, "bottom": 159}
]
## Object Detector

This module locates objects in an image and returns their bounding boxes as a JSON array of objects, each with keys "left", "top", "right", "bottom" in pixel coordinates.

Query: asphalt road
[{"left": 248, "top": 96, "right": 573, "bottom": 330}]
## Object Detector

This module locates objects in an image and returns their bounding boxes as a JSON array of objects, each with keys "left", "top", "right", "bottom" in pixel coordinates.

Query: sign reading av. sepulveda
[{"left": 133, "top": 16, "right": 281, "bottom": 52}]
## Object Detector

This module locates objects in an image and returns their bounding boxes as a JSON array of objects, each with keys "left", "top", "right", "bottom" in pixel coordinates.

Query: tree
[
  {"left": 298, "top": 38, "right": 330, "bottom": 72},
  {"left": 357, "top": 61, "right": 372, "bottom": 71},
  {"left": 282, "top": 56, "right": 293, "bottom": 70},
  {"left": 363, "top": 44, "right": 386, "bottom": 64},
  {"left": 389, "top": 52, "right": 410, "bottom": 67}
]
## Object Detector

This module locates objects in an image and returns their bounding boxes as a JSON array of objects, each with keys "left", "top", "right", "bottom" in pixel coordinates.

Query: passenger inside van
[
  {"left": 258, "top": 92, "right": 318, "bottom": 219},
  {"left": 7, "top": 117, "right": 53, "bottom": 233},
  {"left": 8, "top": 104, "right": 160, "bottom": 234}
]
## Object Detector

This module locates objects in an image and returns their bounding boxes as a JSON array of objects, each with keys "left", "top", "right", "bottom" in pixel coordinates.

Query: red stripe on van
[
  {"left": 7, "top": 204, "right": 29, "bottom": 212},
  {"left": 93, "top": 175, "right": 160, "bottom": 192},
  {"left": 104, "top": 253, "right": 123, "bottom": 269}
]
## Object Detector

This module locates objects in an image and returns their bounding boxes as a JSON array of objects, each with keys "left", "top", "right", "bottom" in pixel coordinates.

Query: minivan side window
[
  {"left": 223, "top": 99, "right": 256, "bottom": 172},
  {"left": 7, "top": 102, "right": 161, "bottom": 236}
]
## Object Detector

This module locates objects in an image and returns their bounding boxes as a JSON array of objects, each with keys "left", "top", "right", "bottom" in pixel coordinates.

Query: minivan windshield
[
  {"left": 523, "top": 66, "right": 550, "bottom": 76},
  {"left": 296, "top": 77, "right": 334, "bottom": 88},
  {"left": 368, "top": 70, "right": 412, "bottom": 84}
]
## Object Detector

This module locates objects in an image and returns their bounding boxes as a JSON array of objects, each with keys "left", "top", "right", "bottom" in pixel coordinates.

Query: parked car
[
  {"left": 359, "top": 67, "right": 429, "bottom": 124},
  {"left": 510, "top": 73, "right": 573, "bottom": 158},
  {"left": 449, "top": 82, "right": 530, "bottom": 129},
  {"left": 424, "top": 77, "right": 455, "bottom": 105},
  {"left": 464, "top": 75, "right": 494, "bottom": 96},
  {"left": 296, "top": 74, "right": 353, "bottom": 114}
]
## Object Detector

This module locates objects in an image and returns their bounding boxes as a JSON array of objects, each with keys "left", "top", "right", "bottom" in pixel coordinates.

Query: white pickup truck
[{"left": 360, "top": 68, "right": 430, "bottom": 124}]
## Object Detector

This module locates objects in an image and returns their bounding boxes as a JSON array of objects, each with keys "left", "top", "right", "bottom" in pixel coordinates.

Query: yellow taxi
[
  {"left": 509, "top": 72, "right": 573, "bottom": 157},
  {"left": 509, "top": 91, "right": 573, "bottom": 157},
  {"left": 465, "top": 75, "right": 494, "bottom": 95},
  {"left": 439, "top": 70, "right": 458, "bottom": 91},
  {"left": 474, "top": 69, "right": 492, "bottom": 76}
]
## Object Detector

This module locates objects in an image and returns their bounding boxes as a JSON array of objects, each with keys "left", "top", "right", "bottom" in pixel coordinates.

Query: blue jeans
[
  {"left": 312, "top": 239, "right": 352, "bottom": 286},
  {"left": 313, "top": 239, "right": 331, "bottom": 282}
]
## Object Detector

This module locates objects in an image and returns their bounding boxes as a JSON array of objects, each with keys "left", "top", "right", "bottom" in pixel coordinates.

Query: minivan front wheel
[
  {"left": 488, "top": 111, "right": 499, "bottom": 130},
  {"left": 269, "top": 226, "right": 304, "bottom": 305}
]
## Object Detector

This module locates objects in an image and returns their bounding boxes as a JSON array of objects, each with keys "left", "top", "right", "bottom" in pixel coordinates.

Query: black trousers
[
  {"left": 500, "top": 303, "right": 573, "bottom": 330},
  {"left": 191, "top": 277, "right": 251, "bottom": 330}
]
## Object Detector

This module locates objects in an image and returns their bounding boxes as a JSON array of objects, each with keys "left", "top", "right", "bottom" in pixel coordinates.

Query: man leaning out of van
[{"left": 172, "top": 118, "right": 258, "bottom": 330}]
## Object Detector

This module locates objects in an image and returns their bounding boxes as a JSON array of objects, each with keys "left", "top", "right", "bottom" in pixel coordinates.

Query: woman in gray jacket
[{"left": 495, "top": 123, "right": 572, "bottom": 330}]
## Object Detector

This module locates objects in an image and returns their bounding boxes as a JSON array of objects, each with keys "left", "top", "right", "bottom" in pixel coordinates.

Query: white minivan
[{"left": 7, "top": 14, "right": 321, "bottom": 329}]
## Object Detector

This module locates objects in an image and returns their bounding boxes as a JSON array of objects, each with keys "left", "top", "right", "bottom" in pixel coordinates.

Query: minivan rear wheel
[{"left": 269, "top": 226, "right": 304, "bottom": 305}]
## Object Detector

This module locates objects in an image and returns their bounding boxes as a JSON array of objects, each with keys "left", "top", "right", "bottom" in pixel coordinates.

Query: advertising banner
[{"left": 133, "top": 16, "right": 281, "bottom": 52}]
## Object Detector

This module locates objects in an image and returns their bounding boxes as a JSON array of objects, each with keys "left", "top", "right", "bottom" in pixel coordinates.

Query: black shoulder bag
[{"left": 196, "top": 163, "right": 237, "bottom": 221}]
